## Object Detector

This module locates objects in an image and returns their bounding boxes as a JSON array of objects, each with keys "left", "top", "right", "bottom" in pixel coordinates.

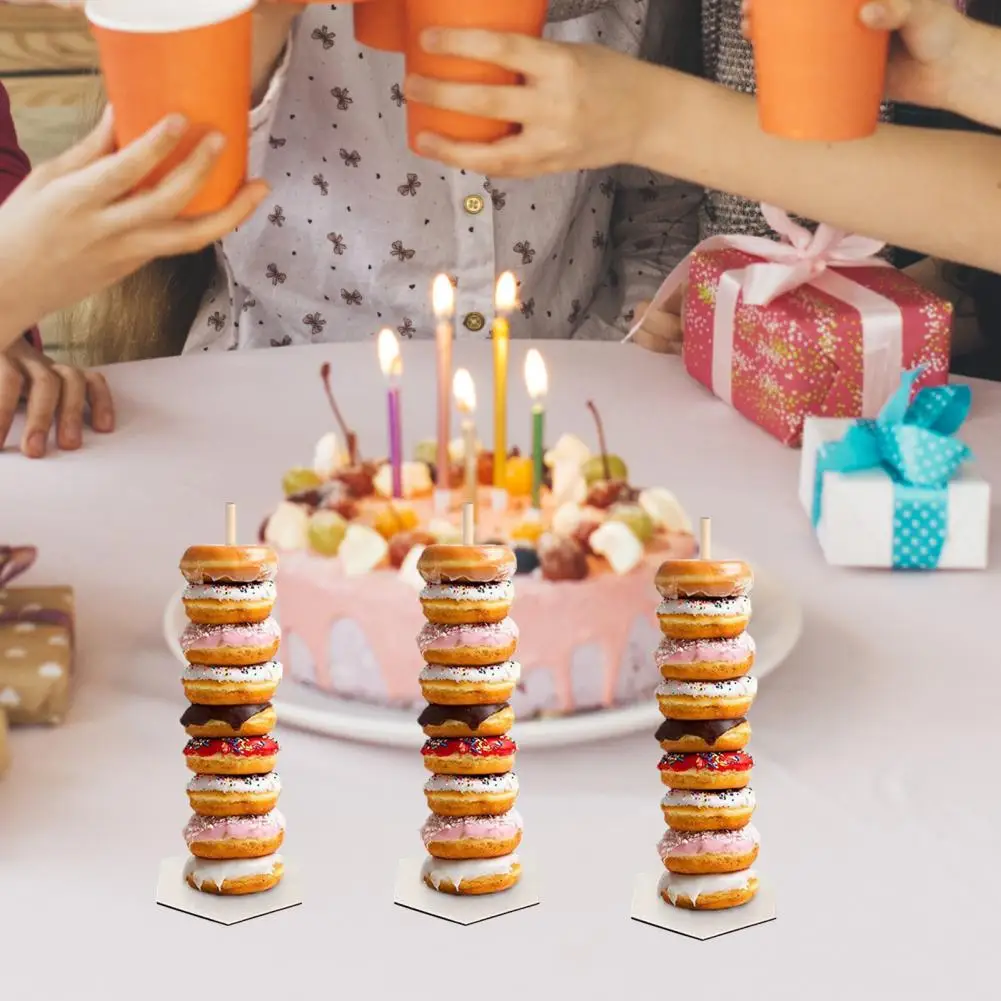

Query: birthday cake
[{"left": 262, "top": 368, "right": 696, "bottom": 719}]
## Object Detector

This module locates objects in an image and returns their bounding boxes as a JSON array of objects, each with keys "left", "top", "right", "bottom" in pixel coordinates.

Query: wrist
[
  {"left": 939, "top": 15, "right": 995, "bottom": 122},
  {"left": 630, "top": 64, "right": 688, "bottom": 174}
]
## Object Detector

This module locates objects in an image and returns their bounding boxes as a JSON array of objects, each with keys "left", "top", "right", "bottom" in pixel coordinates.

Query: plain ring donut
[
  {"left": 417, "top": 544, "right": 517, "bottom": 585},
  {"left": 180, "top": 545, "right": 279, "bottom": 585},
  {"left": 655, "top": 559, "right": 753, "bottom": 600}
]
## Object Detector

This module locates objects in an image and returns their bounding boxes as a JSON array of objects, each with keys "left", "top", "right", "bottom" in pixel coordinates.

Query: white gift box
[{"left": 799, "top": 416, "right": 991, "bottom": 569}]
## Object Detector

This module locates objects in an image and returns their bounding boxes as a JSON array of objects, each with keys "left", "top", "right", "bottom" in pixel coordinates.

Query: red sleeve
[
  {"left": 0, "top": 83, "right": 39, "bottom": 347},
  {"left": 0, "top": 82, "right": 31, "bottom": 204}
]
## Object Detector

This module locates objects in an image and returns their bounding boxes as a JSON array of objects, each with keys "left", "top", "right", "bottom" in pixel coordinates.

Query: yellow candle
[{"left": 492, "top": 272, "right": 517, "bottom": 491}]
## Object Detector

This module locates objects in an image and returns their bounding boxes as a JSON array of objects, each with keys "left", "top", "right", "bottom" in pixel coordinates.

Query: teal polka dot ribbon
[{"left": 812, "top": 367, "right": 972, "bottom": 570}]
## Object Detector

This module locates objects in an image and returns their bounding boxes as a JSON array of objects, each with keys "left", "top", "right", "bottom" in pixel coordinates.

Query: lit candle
[
  {"left": 453, "top": 368, "right": 478, "bottom": 530},
  {"left": 432, "top": 274, "right": 455, "bottom": 513},
  {"left": 377, "top": 328, "right": 403, "bottom": 499},
  {"left": 524, "top": 349, "right": 548, "bottom": 511},
  {"left": 492, "top": 272, "right": 517, "bottom": 500}
]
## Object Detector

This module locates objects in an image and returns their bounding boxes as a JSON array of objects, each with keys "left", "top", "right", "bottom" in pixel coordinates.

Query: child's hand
[
  {"left": 0, "top": 108, "right": 268, "bottom": 346},
  {"left": 405, "top": 31, "right": 652, "bottom": 177},
  {"left": 0, "top": 340, "right": 113, "bottom": 458},
  {"left": 630, "top": 290, "right": 684, "bottom": 355},
  {"left": 742, "top": 0, "right": 966, "bottom": 110}
]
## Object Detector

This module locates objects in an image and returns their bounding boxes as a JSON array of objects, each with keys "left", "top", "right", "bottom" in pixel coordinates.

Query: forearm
[
  {"left": 634, "top": 66, "right": 1001, "bottom": 272},
  {"left": 944, "top": 17, "right": 1001, "bottom": 130}
]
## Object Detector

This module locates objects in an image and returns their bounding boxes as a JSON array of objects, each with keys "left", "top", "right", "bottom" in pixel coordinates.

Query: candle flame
[
  {"left": 495, "top": 272, "right": 518, "bottom": 313},
  {"left": 453, "top": 368, "right": 476, "bottom": 414},
  {"left": 432, "top": 274, "right": 455, "bottom": 318},
  {"left": 524, "top": 349, "right": 548, "bottom": 401},
  {"left": 377, "top": 327, "right": 402, "bottom": 379}
]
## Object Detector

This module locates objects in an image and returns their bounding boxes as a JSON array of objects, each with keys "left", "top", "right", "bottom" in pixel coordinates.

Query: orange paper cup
[
  {"left": 404, "top": 0, "right": 548, "bottom": 153},
  {"left": 752, "top": 0, "right": 889, "bottom": 142},
  {"left": 355, "top": 0, "right": 407, "bottom": 53},
  {"left": 85, "top": 0, "right": 254, "bottom": 217}
]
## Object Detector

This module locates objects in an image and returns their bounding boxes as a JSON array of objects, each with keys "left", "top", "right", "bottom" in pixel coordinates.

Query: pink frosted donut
[
  {"left": 421, "top": 809, "right": 523, "bottom": 859},
  {"left": 655, "top": 634, "right": 755, "bottom": 681},
  {"left": 183, "top": 809, "right": 286, "bottom": 860},
  {"left": 657, "top": 823, "right": 760, "bottom": 875},
  {"left": 181, "top": 619, "right": 281, "bottom": 666},
  {"left": 417, "top": 619, "right": 519, "bottom": 667}
]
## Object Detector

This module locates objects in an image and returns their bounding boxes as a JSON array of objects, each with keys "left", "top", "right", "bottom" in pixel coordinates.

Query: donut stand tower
[
  {"left": 631, "top": 518, "right": 774, "bottom": 938},
  {"left": 156, "top": 504, "right": 301, "bottom": 923},
  {"left": 394, "top": 504, "right": 539, "bottom": 922}
]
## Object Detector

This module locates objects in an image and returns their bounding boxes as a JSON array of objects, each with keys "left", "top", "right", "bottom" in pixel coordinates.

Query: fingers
[
  {"left": 74, "top": 114, "right": 189, "bottom": 207},
  {"left": 405, "top": 75, "right": 530, "bottom": 126},
  {"left": 17, "top": 352, "right": 61, "bottom": 458},
  {"left": 141, "top": 180, "right": 270, "bottom": 258},
  {"left": 0, "top": 353, "right": 24, "bottom": 452},
  {"left": 420, "top": 28, "right": 552, "bottom": 76},
  {"left": 105, "top": 131, "right": 227, "bottom": 228},
  {"left": 860, "top": 0, "right": 912, "bottom": 30},
  {"left": 51, "top": 363, "right": 87, "bottom": 450},
  {"left": 40, "top": 106, "right": 116, "bottom": 180},
  {"left": 631, "top": 303, "right": 683, "bottom": 355},
  {"left": 414, "top": 132, "right": 551, "bottom": 178},
  {"left": 84, "top": 370, "right": 115, "bottom": 434}
]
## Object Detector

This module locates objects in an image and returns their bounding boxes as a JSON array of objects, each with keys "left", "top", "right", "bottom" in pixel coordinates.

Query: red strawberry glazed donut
[
  {"left": 658, "top": 751, "right": 753, "bottom": 790},
  {"left": 183, "top": 735, "right": 280, "bottom": 775},
  {"left": 421, "top": 736, "right": 517, "bottom": 775}
]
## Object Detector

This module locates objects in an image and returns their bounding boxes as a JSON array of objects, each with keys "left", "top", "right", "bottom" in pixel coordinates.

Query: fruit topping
[
  {"left": 307, "top": 510, "right": 347, "bottom": 556},
  {"left": 538, "top": 534, "right": 589, "bottom": 582},
  {"left": 589, "top": 520, "right": 644, "bottom": 575}
]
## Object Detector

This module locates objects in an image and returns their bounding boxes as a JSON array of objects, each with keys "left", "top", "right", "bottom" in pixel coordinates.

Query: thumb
[{"left": 860, "top": 0, "right": 912, "bottom": 30}]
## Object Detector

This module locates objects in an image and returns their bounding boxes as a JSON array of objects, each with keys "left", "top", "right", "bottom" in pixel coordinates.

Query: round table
[{"left": 2, "top": 343, "right": 999, "bottom": 999}]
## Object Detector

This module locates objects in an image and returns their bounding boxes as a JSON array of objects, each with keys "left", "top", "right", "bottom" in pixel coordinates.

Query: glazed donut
[
  {"left": 421, "top": 809, "right": 523, "bottom": 859},
  {"left": 658, "top": 869, "right": 758, "bottom": 910},
  {"left": 655, "top": 559, "right": 753, "bottom": 600},
  {"left": 422, "top": 736, "right": 517, "bottom": 775},
  {"left": 656, "top": 677, "right": 757, "bottom": 720},
  {"left": 182, "top": 581, "right": 277, "bottom": 625},
  {"left": 658, "top": 823, "right": 760, "bottom": 875},
  {"left": 418, "top": 544, "right": 516, "bottom": 586},
  {"left": 418, "top": 662, "right": 520, "bottom": 706},
  {"left": 419, "top": 581, "right": 515, "bottom": 625},
  {"left": 180, "top": 620, "right": 282, "bottom": 666},
  {"left": 187, "top": 772, "right": 281, "bottom": 817},
  {"left": 418, "top": 703, "right": 515, "bottom": 738},
  {"left": 184, "top": 735, "right": 280, "bottom": 775},
  {"left": 184, "top": 809, "right": 286, "bottom": 859},
  {"left": 657, "top": 596, "right": 751, "bottom": 640},
  {"left": 658, "top": 751, "right": 753, "bottom": 790},
  {"left": 181, "top": 702, "right": 276, "bottom": 738},
  {"left": 656, "top": 635, "right": 754, "bottom": 682},
  {"left": 424, "top": 773, "right": 519, "bottom": 817},
  {"left": 661, "top": 787, "right": 755, "bottom": 831},
  {"left": 183, "top": 854, "right": 284, "bottom": 895},
  {"left": 417, "top": 620, "right": 519, "bottom": 667},
  {"left": 421, "top": 853, "right": 521, "bottom": 895},
  {"left": 180, "top": 545, "right": 278, "bottom": 585},
  {"left": 656, "top": 717, "right": 751, "bottom": 753},
  {"left": 181, "top": 661, "right": 283, "bottom": 706}
]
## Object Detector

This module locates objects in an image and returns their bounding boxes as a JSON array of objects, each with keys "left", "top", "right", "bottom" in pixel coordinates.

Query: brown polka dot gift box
[
  {"left": 0, "top": 547, "right": 74, "bottom": 725},
  {"left": 633, "top": 204, "right": 953, "bottom": 448}
]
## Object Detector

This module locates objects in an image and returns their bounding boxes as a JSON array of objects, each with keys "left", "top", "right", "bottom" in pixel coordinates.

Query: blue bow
[{"left": 812, "top": 368, "right": 972, "bottom": 569}]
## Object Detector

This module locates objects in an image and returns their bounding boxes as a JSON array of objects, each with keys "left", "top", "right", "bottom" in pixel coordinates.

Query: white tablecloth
[{"left": 2, "top": 343, "right": 999, "bottom": 1000}]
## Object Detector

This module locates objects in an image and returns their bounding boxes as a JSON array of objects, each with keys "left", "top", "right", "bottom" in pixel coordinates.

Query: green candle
[{"left": 524, "top": 349, "right": 548, "bottom": 511}]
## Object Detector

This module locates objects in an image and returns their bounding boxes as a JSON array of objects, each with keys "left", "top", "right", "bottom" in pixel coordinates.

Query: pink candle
[
  {"left": 378, "top": 328, "right": 404, "bottom": 498},
  {"left": 432, "top": 276, "right": 455, "bottom": 511}
]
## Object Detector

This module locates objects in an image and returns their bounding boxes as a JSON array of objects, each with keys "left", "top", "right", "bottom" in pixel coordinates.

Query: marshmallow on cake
[
  {"left": 652, "top": 556, "right": 760, "bottom": 910},
  {"left": 415, "top": 544, "right": 524, "bottom": 895}
]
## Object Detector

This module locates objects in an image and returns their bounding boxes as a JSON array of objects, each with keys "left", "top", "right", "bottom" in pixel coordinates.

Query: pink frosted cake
[{"left": 261, "top": 393, "right": 696, "bottom": 719}]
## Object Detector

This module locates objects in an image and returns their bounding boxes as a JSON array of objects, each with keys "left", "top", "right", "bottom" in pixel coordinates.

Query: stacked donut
[
  {"left": 415, "top": 544, "right": 523, "bottom": 896},
  {"left": 652, "top": 559, "right": 759, "bottom": 911},
  {"left": 178, "top": 545, "right": 286, "bottom": 896}
]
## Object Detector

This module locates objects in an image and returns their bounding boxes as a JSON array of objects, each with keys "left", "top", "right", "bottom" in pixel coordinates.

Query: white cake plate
[{"left": 165, "top": 556, "right": 802, "bottom": 749}]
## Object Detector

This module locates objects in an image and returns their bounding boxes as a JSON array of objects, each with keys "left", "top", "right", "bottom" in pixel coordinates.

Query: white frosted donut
[
  {"left": 424, "top": 773, "right": 520, "bottom": 795},
  {"left": 658, "top": 869, "right": 757, "bottom": 906},
  {"left": 420, "top": 582, "right": 514, "bottom": 602},
  {"left": 420, "top": 853, "right": 520, "bottom": 890},
  {"left": 418, "top": 662, "right": 521, "bottom": 684},
  {"left": 183, "top": 582, "right": 277, "bottom": 601},
  {"left": 661, "top": 787, "right": 755, "bottom": 810},
  {"left": 657, "top": 596, "right": 751, "bottom": 618},
  {"left": 656, "top": 676, "right": 757, "bottom": 699},
  {"left": 183, "top": 661, "right": 284, "bottom": 683}
]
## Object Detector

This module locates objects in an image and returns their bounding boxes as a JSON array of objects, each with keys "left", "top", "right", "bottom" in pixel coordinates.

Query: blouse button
[
  {"left": 463, "top": 312, "right": 486, "bottom": 332},
  {"left": 463, "top": 194, "right": 485, "bottom": 215}
]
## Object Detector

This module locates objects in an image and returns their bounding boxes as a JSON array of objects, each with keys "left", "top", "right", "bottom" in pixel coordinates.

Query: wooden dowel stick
[
  {"left": 461, "top": 503, "right": 475, "bottom": 546},
  {"left": 699, "top": 517, "right": 711, "bottom": 560},
  {"left": 226, "top": 503, "right": 237, "bottom": 546}
]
